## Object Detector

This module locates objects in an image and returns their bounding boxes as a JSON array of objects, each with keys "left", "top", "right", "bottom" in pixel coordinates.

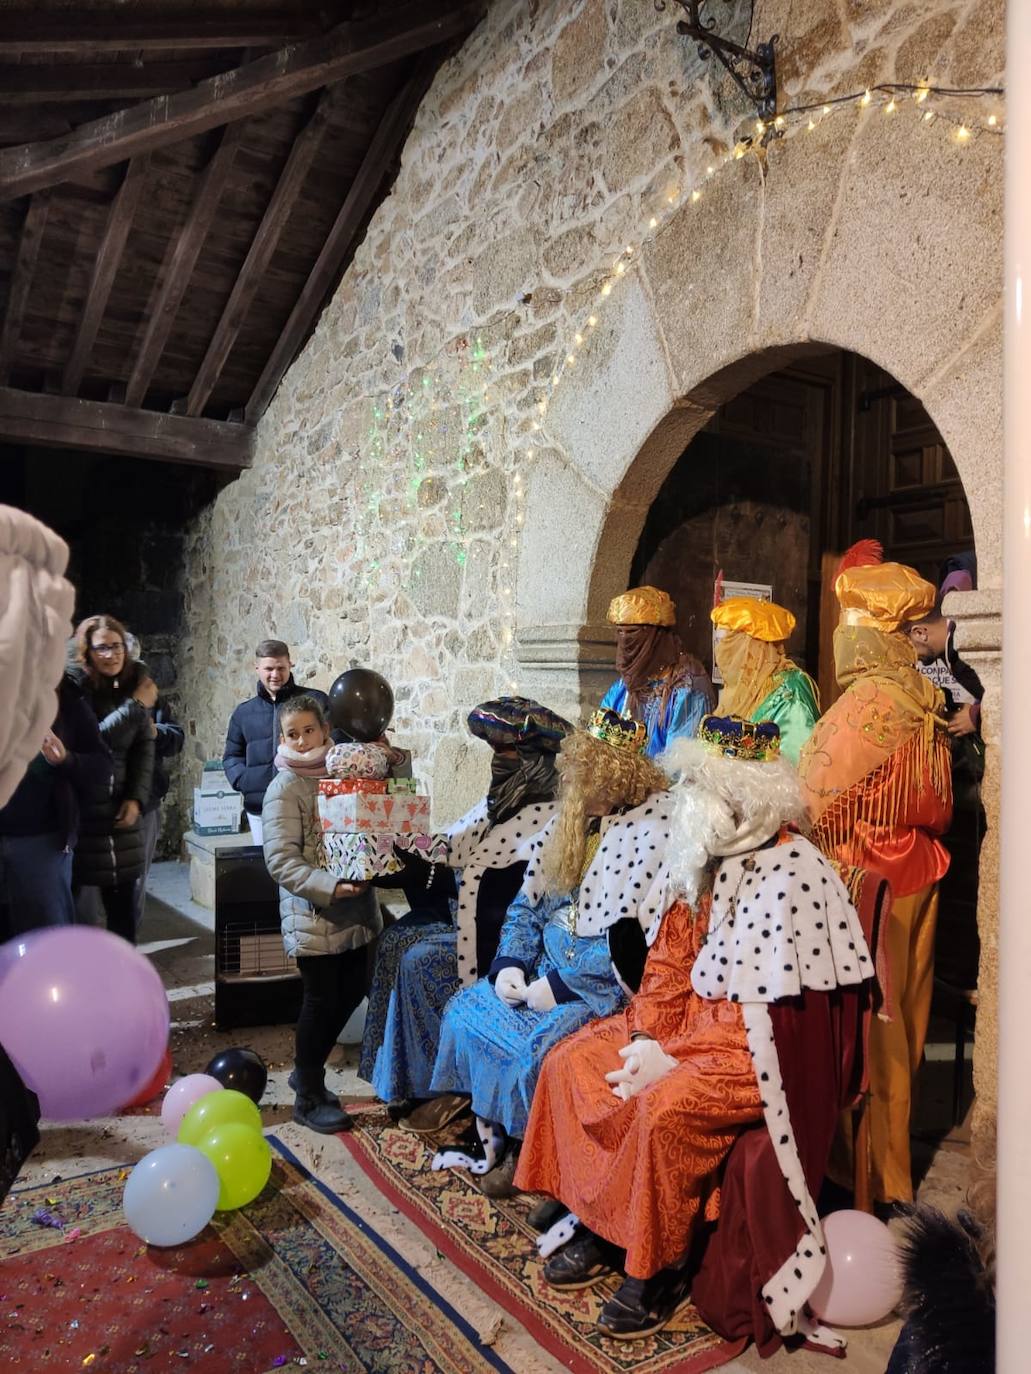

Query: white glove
[
  {"left": 494, "top": 967, "right": 529, "bottom": 1007},
  {"left": 525, "top": 976, "right": 557, "bottom": 1012},
  {"left": 604, "top": 1038, "right": 678, "bottom": 1101}
]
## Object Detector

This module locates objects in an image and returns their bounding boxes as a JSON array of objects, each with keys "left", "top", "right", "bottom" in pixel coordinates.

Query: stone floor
[{"left": 11, "top": 862, "right": 977, "bottom": 1374}]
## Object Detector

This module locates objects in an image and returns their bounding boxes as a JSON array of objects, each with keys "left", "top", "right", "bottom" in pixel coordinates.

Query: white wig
[{"left": 660, "top": 735, "right": 807, "bottom": 904}]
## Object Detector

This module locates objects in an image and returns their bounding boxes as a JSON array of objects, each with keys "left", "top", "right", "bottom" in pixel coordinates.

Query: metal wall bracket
[{"left": 667, "top": 1, "right": 778, "bottom": 119}]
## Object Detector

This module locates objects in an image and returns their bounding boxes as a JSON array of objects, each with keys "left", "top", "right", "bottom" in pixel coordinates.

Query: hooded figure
[
  {"left": 711, "top": 596, "right": 820, "bottom": 764},
  {"left": 517, "top": 716, "right": 877, "bottom": 1349},
  {"left": 601, "top": 585, "right": 715, "bottom": 756},
  {"left": 0, "top": 505, "right": 77, "bottom": 1201},
  {"left": 798, "top": 543, "right": 952, "bottom": 1205},
  {"left": 428, "top": 709, "right": 671, "bottom": 1197},
  {"left": 359, "top": 697, "right": 571, "bottom": 1118}
]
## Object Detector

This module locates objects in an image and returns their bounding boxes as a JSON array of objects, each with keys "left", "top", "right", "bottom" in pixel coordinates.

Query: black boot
[
  {"left": 292, "top": 1066, "right": 353, "bottom": 1134},
  {"left": 544, "top": 1229, "right": 623, "bottom": 1289},
  {"left": 288, "top": 1068, "right": 338, "bottom": 1107},
  {"left": 597, "top": 1268, "right": 689, "bottom": 1339}
]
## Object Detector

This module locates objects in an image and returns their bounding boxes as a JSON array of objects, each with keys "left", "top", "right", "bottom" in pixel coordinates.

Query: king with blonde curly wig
[{"left": 541, "top": 727, "right": 669, "bottom": 895}]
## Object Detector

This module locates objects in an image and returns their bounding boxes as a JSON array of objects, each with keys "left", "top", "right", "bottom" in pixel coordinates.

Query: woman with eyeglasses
[{"left": 66, "top": 615, "right": 156, "bottom": 943}]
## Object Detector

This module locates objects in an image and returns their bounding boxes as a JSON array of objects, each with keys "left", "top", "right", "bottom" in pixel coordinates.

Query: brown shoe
[
  {"left": 476, "top": 1147, "right": 520, "bottom": 1199},
  {"left": 399, "top": 1093, "right": 471, "bottom": 1135}
]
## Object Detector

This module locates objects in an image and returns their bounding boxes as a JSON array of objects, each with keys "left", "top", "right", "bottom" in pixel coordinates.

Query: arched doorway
[{"left": 629, "top": 348, "right": 976, "bottom": 708}]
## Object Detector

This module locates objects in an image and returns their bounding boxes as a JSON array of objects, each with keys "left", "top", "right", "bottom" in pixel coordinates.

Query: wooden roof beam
[
  {"left": 184, "top": 89, "right": 337, "bottom": 418},
  {"left": 124, "top": 125, "right": 245, "bottom": 409},
  {"left": 62, "top": 157, "right": 150, "bottom": 396},
  {"left": 0, "top": 386, "right": 252, "bottom": 469},
  {"left": 0, "top": 14, "right": 325, "bottom": 54},
  {"left": 0, "top": 2, "right": 484, "bottom": 202},
  {"left": 0, "top": 191, "right": 51, "bottom": 383},
  {"left": 0, "top": 60, "right": 238, "bottom": 104},
  {"left": 244, "top": 58, "right": 438, "bottom": 425}
]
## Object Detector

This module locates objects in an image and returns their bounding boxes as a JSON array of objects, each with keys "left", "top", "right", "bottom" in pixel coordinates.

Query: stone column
[{"left": 515, "top": 622, "right": 616, "bottom": 723}]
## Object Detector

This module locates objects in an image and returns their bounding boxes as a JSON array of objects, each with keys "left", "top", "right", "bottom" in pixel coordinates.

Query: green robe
[{"left": 750, "top": 667, "right": 820, "bottom": 764}]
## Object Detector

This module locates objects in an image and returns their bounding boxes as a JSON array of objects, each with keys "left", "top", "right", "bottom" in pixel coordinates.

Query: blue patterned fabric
[
  {"left": 358, "top": 913, "right": 449, "bottom": 1086},
  {"left": 371, "top": 926, "right": 461, "bottom": 1102},
  {"left": 430, "top": 888, "right": 626, "bottom": 1137},
  {"left": 600, "top": 678, "right": 710, "bottom": 757}
]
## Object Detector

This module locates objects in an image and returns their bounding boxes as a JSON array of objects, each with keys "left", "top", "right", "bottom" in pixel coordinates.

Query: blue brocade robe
[
  {"left": 429, "top": 885, "right": 626, "bottom": 1138},
  {"left": 601, "top": 676, "right": 711, "bottom": 757}
]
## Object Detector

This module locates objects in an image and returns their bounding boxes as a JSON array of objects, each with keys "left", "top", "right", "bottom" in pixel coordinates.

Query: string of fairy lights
[{"left": 354, "top": 79, "right": 1003, "bottom": 693}]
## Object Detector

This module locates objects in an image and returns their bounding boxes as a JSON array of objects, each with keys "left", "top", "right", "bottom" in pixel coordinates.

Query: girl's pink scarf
[{"left": 274, "top": 742, "right": 330, "bottom": 777}]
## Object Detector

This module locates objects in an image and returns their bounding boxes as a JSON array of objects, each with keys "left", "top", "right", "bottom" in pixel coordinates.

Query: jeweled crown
[
  {"left": 586, "top": 707, "right": 648, "bottom": 754},
  {"left": 699, "top": 714, "right": 782, "bottom": 762}
]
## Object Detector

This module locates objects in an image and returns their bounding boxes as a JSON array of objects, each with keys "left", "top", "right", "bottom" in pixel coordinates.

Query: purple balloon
[{"left": 0, "top": 926, "right": 169, "bottom": 1121}]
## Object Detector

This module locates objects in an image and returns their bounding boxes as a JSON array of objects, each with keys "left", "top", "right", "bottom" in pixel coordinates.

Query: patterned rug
[
  {"left": 0, "top": 1134, "right": 513, "bottom": 1374},
  {"left": 339, "top": 1104, "right": 745, "bottom": 1374}
]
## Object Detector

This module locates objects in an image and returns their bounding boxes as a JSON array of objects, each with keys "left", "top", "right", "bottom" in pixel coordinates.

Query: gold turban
[
  {"left": 835, "top": 562, "right": 936, "bottom": 632},
  {"left": 711, "top": 596, "right": 796, "bottom": 644},
  {"left": 607, "top": 585, "right": 676, "bottom": 628}
]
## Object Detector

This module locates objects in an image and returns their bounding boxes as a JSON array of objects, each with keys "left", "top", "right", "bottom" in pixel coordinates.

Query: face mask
[{"left": 490, "top": 755, "right": 521, "bottom": 785}]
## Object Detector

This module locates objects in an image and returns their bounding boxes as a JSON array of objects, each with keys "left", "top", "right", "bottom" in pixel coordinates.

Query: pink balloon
[
  {"left": 161, "top": 1074, "right": 224, "bottom": 1137},
  {"left": 0, "top": 926, "right": 169, "bottom": 1121},
  {"left": 809, "top": 1209, "right": 903, "bottom": 1327}
]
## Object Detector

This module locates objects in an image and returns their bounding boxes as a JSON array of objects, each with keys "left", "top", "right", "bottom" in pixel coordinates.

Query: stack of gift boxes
[{"left": 316, "top": 743, "right": 446, "bottom": 881}]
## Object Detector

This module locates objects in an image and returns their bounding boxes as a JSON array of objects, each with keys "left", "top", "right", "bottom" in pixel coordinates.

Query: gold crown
[
  {"left": 586, "top": 708, "right": 648, "bottom": 753},
  {"left": 698, "top": 714, "right": 782, "bottom": 762}
]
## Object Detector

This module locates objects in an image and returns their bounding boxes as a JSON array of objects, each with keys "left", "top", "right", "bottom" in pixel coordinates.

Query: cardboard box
[
  {"left": 319, "top": 778, "right": 388, "bottom": 797},
  {"left": 200, "top": 759, "right": 234, "bottom": 796},
  {"left": 317, "top": 785, "right": 431, "bottom": 834},
  {"left": 193, "top": 788, "right": 244, "bottom": 836},
  {"left": 321, "top": 830, "right": 447, "bottom": 881}
]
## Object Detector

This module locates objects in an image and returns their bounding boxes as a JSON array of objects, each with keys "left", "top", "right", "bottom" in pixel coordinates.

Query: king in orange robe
[{"left": 517, "top": 718, "right": 876, "bottom": 1346}]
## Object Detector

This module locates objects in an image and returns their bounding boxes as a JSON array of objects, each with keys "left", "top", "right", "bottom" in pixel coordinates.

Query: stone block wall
[{"left": 178, "top": 0, "right": 1002, "bottom": 828}]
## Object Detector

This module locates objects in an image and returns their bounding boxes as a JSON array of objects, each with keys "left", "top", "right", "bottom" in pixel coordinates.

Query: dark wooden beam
[
  {"left": 124, "top": 126, "right": 245, "bottom": 409},
  {"left": 0, "top": 2, "right": 484, "bottom": 202},
  {"left": 185, "top": 90, "right": 337, "bottom": 418},
  {"left": 0, "top": 60, "right": 236, "bottom": 104},
  {"left": 0, "top": 386, "right": 253, "bottom": 468},
  {"left": 62, "top": 157, "right": 150, "bottom": 396},
  {"left": 244, "top": 60, "right": 438, "bottom": 424},
  {"left": 0, "top": 192, "right": 51, "bottom": 383},
  {"left": 0, "top": 14, "right": 323, "bottom": 53}
]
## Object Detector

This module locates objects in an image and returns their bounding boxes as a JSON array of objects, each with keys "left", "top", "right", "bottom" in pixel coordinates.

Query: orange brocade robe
[{"left": 515, "top": 897, "right": 762, "bottom": 1280}]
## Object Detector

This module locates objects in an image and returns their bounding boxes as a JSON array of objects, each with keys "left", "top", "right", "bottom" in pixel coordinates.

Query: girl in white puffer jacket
[{"left": 262, "top": 694, "right": 381, "bottom": 1134}]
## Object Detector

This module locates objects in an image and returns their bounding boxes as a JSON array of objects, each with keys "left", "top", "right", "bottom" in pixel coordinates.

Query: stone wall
[{"left": 178, "top": 0, "right": 1004, "bottom": 1139}]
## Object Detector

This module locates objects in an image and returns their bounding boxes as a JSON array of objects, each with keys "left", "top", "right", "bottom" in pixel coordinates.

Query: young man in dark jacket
[
  {"left": 223, "top": 639, "right": 332, "bottom": 844},
  {"left": 0, "top": 674, "right": 112, "bottom": 939}
]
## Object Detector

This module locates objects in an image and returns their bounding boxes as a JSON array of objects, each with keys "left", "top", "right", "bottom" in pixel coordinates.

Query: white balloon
[
  {"left": 160, "top": 1073, "right": 223, "bottom": 1136},
  {"left": 123, "top": 1143, "right": 220, "bottom": 1247}
]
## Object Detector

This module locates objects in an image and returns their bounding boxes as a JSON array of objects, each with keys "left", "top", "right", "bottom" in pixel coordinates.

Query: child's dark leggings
[{"left": 295, "top": 947, "right": 367, "bottom": 1076}]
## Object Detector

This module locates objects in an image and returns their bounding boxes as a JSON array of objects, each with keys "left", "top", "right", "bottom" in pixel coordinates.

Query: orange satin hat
[
  {"left": 710, "top": 596, "right": 796, "bottom": 643},
  {"left": 607, "top": 586, "right": 676, "bottom": 628},
  {"left": 835, "top": 562, "right": 936, "bottom": 632}
]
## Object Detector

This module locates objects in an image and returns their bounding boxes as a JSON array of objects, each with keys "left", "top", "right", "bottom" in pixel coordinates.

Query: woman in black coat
[{"left": 67, "top": 615, "right": 156, "bottom": 943}]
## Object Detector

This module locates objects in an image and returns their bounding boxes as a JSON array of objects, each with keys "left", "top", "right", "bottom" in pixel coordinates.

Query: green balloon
[
  {"left": 196, "top": 1123, "right": 272, "bottom": 1211},
  {"left": 177, "top": 1088, "right": 261, "bottom": 1147}
]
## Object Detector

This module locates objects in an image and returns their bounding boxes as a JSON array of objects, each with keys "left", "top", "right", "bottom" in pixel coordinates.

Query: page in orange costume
[{"left": 800, "top": 682, "right": 951, "bottom": 898}]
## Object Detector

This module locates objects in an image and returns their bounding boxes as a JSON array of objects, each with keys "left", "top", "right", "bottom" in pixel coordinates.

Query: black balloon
[
  {"left": 328, "top": 668, "right": 394, "bottom": 743},
  {"left": 204, "top": 1047, "right": 267, "bottom": 1105}
]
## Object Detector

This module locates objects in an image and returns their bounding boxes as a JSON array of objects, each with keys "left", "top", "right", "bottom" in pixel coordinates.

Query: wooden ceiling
[{"left": 0, "top": 3, "right": 485, "bottom": 470}]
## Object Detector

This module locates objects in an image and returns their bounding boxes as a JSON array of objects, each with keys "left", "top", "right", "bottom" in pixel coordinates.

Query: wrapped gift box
[
  {"left": 319, "top": 777, "right": 388, "bottom": 797},
  {"left": 322, "top": 830, "right": 448, "bottom": 881},
  {"left": 318, "top": 784, "right": 431, "bottom": 834}
]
